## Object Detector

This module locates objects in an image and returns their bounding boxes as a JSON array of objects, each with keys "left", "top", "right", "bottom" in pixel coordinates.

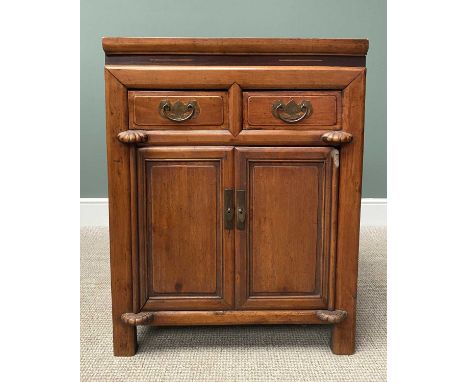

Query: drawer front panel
[
  {"left": 129, "top": 91, "right": 227, "bottom": 129},
  {"left": 244, "top": 91, "right": 341, "bottom": 130}
]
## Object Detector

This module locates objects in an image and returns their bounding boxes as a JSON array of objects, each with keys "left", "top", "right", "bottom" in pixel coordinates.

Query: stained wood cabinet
[{"left": 103, "top": 37, "right": 368, "bottom": 356}]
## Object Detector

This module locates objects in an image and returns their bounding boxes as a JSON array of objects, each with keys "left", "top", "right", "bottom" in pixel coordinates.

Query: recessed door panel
[
  {"left": 250, "top": 164, "right": 319, "bottom": 295},
  {"left": 149, "top": 163, "right": 218, "bottom": 295},
  {"left": 235, "top": 147, "right": 339, "bottom": 310}
]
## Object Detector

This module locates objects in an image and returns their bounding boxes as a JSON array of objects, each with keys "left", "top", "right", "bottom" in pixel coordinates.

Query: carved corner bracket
[
  {"left": 117, "top": 130, "right": 148, "bottom": 144},
  {"left": 321, "top": 131, "right": 353, "bottom": 145},
  {"left": 316, "top": 310, "right": 347, "bottom": 324},
  {"left": 121, "top": 312, "right": 154, "bottom": 326}
]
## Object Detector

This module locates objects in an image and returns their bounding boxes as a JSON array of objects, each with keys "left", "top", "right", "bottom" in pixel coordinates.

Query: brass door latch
[
  {"left": 224, "top": 189, "right": 234, "bottom": 229},
  {"left": 224, "top": 189, "right": 246, "bottom": 230},
  {"left": 236, "top": 190, "right": 246, "bottom": 230}
]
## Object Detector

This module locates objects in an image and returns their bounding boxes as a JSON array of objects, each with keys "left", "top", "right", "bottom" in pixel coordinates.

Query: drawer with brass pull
[
  {"left": 128, "top": 91, "right": 228, "bottom": 129},
  {"left": 243, "top": 91, "right": 342, "bottom": 130}
]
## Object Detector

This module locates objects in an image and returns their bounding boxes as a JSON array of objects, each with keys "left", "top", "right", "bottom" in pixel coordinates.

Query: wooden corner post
[
  {"left": 331, "top": 70, "right": 366, "bottom": 355},
  {"left": 104, "top": 69, "right": 137, "bottom": 356}
]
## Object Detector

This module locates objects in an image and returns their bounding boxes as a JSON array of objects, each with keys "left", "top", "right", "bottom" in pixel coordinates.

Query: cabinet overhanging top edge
[{"left": 102, "top": 37, "right": 369, "bottom": 56}]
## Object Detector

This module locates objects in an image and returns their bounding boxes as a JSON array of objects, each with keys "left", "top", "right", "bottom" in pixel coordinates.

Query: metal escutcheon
[
  {"left": 224, "top": 189, "right": 234, "bottom": 230},
  {"left": 236, "top": 190, "right": 246, "bottom": 230}
]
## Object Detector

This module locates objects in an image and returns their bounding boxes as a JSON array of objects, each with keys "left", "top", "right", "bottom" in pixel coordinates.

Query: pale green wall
[{"left": 81, "top": 0, "right": 386, "bottom": 197}]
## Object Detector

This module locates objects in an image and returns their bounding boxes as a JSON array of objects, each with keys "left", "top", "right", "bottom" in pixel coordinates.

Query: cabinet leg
[
  {"left": 330, "top": 315, "right": 356, "bottom": 355},
  {"left": 112, "top": 320, "right": 137, "bottom": 356}
]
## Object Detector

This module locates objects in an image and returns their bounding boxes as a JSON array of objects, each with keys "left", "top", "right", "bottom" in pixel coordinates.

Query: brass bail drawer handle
[
  {"left": 159, "top": 100, "right": 198, "bottom": 122},
  {"left": 236, "top": 190, "right": 246, "bottom": 230},
  {"left": 271, "top": 100, "right": 312, "bottom": 123}
]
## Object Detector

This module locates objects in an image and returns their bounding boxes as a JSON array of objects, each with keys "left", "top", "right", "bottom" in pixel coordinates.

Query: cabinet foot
[
  {"left": 330, "top": 320, "right": 356, "bottom": 355},
  {"left": 112, "top": 323, "right": 137, "bottom": 356}
]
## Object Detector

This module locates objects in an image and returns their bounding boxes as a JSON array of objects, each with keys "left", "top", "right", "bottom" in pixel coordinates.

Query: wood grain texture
[
  {"left": 148, "top": 310, "right": 343, "bottom": 326},
  {"left": 228, "top": 83, "right": 243, "bottom": 136},
  {"left": 235, "top": 147, "right": 338, "bottom": 310},
  {"left": 106, "top": 65, "right": 363, "bottom": 90},
  {"left": 250, "top": 164, "right": 319, "bottom": 294},
  {"left": 149, "top": 163, "right": 218, "bottom": 294},
  {"left": 139, "top": 129, "right": 342, "bottom": 146},
  {"left": 136, "top": 147, "right": 235, "bottom": 311},
  {"left": 327, "top": 149, "right": 340, "bottom": 311},
  {"left": 244, "top": 91, "right": 341, "bottom": 130},
  {"left": 102, "top": 37, "right": 369, "bottom": 56},
  {"left": 130, "top": 147, "right": 139, "bottom": 312},
  {"left": 128, "top": 91, "right": 227, "bottom": 129},
  {"left": 331, "top": 71, "right": 366, "bottom": 355},
  {"left": 104, "top": 69, "right": 137, "bottom": 356}
]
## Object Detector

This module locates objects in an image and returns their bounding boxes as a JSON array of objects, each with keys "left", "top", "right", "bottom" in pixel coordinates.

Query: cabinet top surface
[{"left": 102, "top": 37, "right": 369, "bottom": 56}]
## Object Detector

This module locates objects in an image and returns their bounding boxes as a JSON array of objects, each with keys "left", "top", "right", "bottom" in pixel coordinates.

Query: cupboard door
[
  {"left": 137, "top": 147, "right": 234, "bottom": 310},
  {"left": 235, "top": 147, "right": 339, "bottom": 310}
]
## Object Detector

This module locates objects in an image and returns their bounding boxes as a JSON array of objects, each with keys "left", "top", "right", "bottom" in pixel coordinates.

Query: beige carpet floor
[{"left": 81, "top": 226, "right": 386, "bottom": 382}]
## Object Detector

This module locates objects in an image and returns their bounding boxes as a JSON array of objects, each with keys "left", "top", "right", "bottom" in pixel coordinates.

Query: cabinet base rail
[{"left": 121, "top": 309, "right": 347, "bottom": 326}]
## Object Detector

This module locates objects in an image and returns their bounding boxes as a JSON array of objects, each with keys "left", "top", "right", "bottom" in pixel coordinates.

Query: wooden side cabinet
[{"left": 103, "top": 37, "right": 368, "bottom": 356}]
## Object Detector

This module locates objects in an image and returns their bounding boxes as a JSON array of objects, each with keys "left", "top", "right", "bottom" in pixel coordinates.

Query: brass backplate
[
  {"left": 224, "top": 189, "right": 234, "bottom": 229},
  {"left": 236, "top": 190, "right": 246, "bottom": 230}
]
